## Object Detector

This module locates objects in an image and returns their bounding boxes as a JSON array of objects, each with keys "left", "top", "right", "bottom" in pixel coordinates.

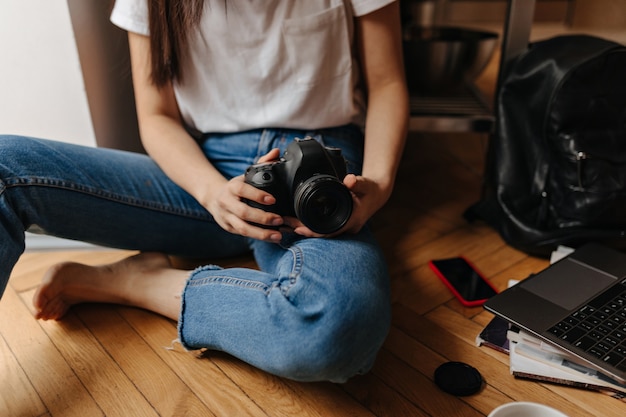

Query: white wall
[
  {"left": 1, "top": 1, "right": 98, "bottom": 250},
  {"left": 0, "top": 0, "right": 95, "bottom": 146}
]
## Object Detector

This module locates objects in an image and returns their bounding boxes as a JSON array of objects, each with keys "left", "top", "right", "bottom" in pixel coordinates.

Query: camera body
[{"left": 244, "top": 137, "right": 353, "bottom": 234}]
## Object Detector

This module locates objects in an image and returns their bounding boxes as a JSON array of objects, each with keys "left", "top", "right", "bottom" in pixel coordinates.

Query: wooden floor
[
  {"left": 3, "top": 30, "right": 626, "bottom": 417},
  {"left": 4, "top": 136, "right": 624, "bottom": 417}
]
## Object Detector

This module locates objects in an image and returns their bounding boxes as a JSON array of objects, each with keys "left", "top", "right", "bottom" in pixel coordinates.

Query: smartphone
[{"left": 428, "top": 257, "right": 498, "bottom": 307}]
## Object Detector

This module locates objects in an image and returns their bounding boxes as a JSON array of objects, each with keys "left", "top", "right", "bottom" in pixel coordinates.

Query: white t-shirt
[{"left": 111, "top": 0, "right": 395, "bottom": 134}]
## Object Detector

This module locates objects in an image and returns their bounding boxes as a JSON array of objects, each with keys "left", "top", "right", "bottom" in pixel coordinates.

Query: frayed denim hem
[{"left": 177, "top": 264, "right": 223, "bottom": 351}]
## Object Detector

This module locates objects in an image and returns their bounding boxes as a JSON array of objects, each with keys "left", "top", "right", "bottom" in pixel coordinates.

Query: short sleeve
[
  {"left": 350, "top": 0, "right": 396, "bottom": 17},
  {"left": 110, "top": 0, "right": 150, "bottom": 36}
]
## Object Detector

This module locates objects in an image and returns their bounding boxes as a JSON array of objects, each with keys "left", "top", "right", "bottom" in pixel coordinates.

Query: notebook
[{"left": 484, "top": 243, "right": 626, "bottom": 384}]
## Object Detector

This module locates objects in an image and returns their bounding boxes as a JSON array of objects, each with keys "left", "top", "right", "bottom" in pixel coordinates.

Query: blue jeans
[{"left": 0, "top": 126, "right": 391, "bottom": 382}]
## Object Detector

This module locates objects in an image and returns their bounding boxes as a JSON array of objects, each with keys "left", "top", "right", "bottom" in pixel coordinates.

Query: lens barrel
[{"left": 293, "top": 175, "right": 353, "bottom": 234}]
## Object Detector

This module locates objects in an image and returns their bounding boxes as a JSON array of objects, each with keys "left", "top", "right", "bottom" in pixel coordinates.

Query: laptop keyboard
[{"left": 548, "top": 279, "right": 626, "bottom": 373}]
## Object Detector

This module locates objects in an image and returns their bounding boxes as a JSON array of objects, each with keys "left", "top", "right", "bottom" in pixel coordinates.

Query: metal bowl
[{"left": 403, "top": 26, "right": 498, "bottom": 94}]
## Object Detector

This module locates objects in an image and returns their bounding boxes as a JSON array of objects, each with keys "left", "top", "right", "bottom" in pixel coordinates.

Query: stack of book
[{"left": 476, "top": 247, "right": 626, "bottom": 400}]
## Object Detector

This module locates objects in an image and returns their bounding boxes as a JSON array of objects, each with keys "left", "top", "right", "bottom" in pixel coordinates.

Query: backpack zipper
[{"left": 576, "top": 151, "right": 587, "bottom": 190}]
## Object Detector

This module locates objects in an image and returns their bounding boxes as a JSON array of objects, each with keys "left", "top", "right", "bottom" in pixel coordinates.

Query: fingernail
[
  {"left": 271, "top": 217, "right": 283, "bottom": 226},
  {"left": 270, "top": 233, "right": 282, "bottom": 242}
]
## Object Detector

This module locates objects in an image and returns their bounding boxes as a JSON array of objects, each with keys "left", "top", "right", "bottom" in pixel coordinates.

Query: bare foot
[{"left": 33, "top": 252, "right": 187, "bottom": 321}]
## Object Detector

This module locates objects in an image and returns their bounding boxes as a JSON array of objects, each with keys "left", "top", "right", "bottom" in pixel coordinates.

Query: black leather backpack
[{"left": 466, "top": 35, "right": 626, "bottom": 257}]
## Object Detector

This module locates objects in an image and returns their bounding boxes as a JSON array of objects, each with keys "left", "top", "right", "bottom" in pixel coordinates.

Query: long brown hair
[{"left": 147, "top": 0, "right": 205, "bottom": 87}]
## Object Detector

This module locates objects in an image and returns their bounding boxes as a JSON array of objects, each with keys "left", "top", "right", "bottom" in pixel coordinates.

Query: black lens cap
[{"left": 434, "top": 361, "right": 483, "bottom": 396}]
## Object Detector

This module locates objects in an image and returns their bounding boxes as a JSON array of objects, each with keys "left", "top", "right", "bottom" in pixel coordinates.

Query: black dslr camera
[{"left": 244, "top": 137, "right": 353, "bottom": 234}]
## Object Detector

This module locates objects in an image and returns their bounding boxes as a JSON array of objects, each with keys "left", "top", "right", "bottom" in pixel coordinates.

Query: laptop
[{"left": 484, "top": 242, "right": 626, "bottom": 384}]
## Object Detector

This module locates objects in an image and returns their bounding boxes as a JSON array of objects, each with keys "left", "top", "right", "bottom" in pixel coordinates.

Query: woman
[{"left": 3, "top": 0, "right": 408, "bottom": 382}]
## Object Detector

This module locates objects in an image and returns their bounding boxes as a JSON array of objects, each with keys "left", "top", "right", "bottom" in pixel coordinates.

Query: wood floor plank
[
  {"left": 7, "top": 252, "right": 49, "bottom": 288},
  {"left": 468, "top": 244, "right": 529, "bottom": 279},
  {"left": 279, "top": 381, "right": 376, "bottom": 417},
  {"left": 0, "top": 332, "right": 47, "bottom": 417},
  {"left": 373, "top": 208, "right": 457, "bottom": 261},
  {"left": 373, "top": 349, "right": 484, "bottom": 417},
  {"left": 121, "top": 306, "right": 378, "bottom": 417},
  {"left": 391, "top": 263, "right": 458, "bottom": 314},
  {"left": 488, "top": 256, "right": 550, "bottom": 292},
  {"left": 390, "top": 225, "right": 506, "bottom": 278},
  {"left": 77, "top": 304, "right": 214, "bottom": 417},
  {"left": 207, "top": 356, "right": 325, "bottom": 417},
  {"left": 0, "top": 286, "right": 104, "bottom": 417},
  {"left": 423, "top": 306, "right": 509, "bottom": 366},
  {"left": 205, "top": 349, "right": 378, "bottom": 417},
  {"left": 342, "top": 373, "right": 431, "bottom": 417},
  {"left": 118, "top": 307, "right": 270, "bottom": 417},
  {"left": 19, "top": 291, "right": 158, "bottom": 417},
  {"left": 383, "top": 325, "right": 511, "bottom": 416}
]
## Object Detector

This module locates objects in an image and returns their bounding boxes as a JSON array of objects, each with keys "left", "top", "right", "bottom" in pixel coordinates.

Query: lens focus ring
[{"left": 293, "top": 175, "right": 353, "bottom": 234}]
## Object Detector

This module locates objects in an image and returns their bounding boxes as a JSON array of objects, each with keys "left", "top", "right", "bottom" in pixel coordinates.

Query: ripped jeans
[{"left": 0, "top": 125, "right": 391, "bottom": 382}]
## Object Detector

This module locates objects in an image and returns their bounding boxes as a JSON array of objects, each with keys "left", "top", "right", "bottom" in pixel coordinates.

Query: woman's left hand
[{"left": 283, "top": 174, "right": 388, "bottom": 238}]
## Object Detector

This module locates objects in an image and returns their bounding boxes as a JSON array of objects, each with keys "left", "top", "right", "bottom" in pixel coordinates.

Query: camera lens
[{"left": 293, "top": 175, "right": 353, "bottom": 234}]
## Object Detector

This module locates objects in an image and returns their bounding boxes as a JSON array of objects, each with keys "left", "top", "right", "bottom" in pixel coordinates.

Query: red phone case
[{"left": 428, "top": 257, "right": 498, "bottom": 307}]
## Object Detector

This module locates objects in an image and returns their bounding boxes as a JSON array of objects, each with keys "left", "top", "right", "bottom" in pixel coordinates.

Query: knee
[
  {"left": 272, "top": 290, "right": 392, "bottom": 383},
  {"left": 0, "top": 135, "right": 62, "bottom": 156},
  {"left": 0, "top": 134, "right": 33, "bottom": 151},
  {"left": 0, "top": 135, "right": 40, "bottom": 171}
]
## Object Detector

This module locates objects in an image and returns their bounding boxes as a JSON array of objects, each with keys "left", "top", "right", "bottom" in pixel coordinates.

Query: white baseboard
[{"left": 24, "top": 232, "right": 102, "bottom": 252}]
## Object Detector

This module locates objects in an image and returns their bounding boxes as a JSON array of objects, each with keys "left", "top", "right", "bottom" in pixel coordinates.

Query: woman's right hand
[{"left": 206, "top": 148, "right": 285, "bottom": 242}]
